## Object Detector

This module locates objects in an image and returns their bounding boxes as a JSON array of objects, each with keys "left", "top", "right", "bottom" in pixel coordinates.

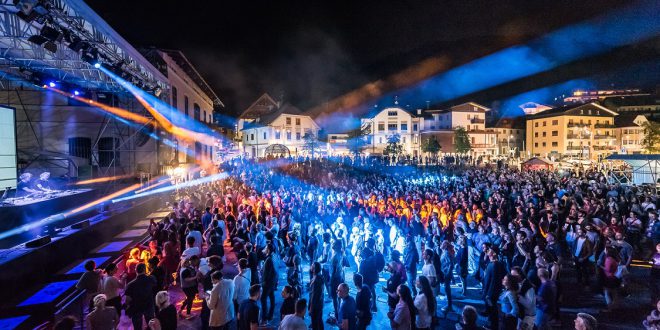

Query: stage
[{"left": 0, "top": 189, "right": 97, "bottom": 249}]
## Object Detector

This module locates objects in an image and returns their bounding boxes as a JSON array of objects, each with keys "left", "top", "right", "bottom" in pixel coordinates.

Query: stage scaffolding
[
  {"left": 0, "top": 0, "right": 171, "bottom": 190},
  {"left": 605, "top": 154, "right": 660, "bottom": 193}
]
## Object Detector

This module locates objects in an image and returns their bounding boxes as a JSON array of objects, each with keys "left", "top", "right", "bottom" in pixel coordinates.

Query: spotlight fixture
[
  {"left": 73, "top": 90, "right": 80, "bottom": 96},
  {"left": 43, "top": 40, "right": 57, "bottom": 53},
  {"left": 93, "top": 62, "right": 101, "bottom": 69},
  {"left": 48, "top": 81, "right": 56, "bottom": 88}
]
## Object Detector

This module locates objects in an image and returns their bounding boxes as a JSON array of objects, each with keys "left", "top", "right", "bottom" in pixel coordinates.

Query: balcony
[
  {"left": 594, "top": 134, "right": 615, "bottom": 139},
  {"left": 471, "top": 144, "right": 496, "bottom": 149},
  {"left": 566, "top": 146, "right": 587, "bottom": 151},
  {"left": 470, "top": 118, "right": 485, "bottom": 124},
  {"left": 594, "top": 123, "right": 615, "bottom": 128},
  {"left": 567, "top": 122, "right": 589, "bottom": 128},
  {"left": 593, "top": 145, "right": 616, "bottom": 151}
]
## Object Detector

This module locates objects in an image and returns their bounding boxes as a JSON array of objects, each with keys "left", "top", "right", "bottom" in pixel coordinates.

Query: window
[
  {"left": 552, "top": 142, "right": 558, "bottom": 147},
  {"left": 552, "top": 131, "right": 558, "bottom": 136},
  {"left": 193, "top": 103, "right": 200, "bottom": 121},
  {"left": 378, "top": 123, "right": 385, "bottom": 131},
  {"left": 471, "top": 137, "right": 476, "bottom": 144},
  {"left": 203, "top": 111, "right": 207, "bottom": 122},
  {"left": 171, "top": 86, "right": 178, "bottom": 108},
  {"left": 275, "top": 131, "right": 281, "bottom": 139},
  {"left": 286, "top": 117, "right": 291, "bottom": 125},
  {"left": 296, "top": 132, "right": 301, "bottom": 140},
  {"left": 535, "top": 122, "right": 539, "bottom": 127},
  {"left": 388, "top": 123, "right": 397, "bottom": 131},
  {"left": 286, "top": 131, "right": 291, "bottom": 140},
  {"left": 402, "top": 137, "right": 406, "bottom": 143},
  {"left": 588, "top": 109, "right": 592, "bottom": 115},
  {"left": 580, "top": 109, "right": 584, "bottom": 114},
  {"left": 535, "top": 132, "right": 538, "bottom": 138},
  {"left": 542, "top": 142, "right": 546, "bottom": 147},
  {"left": 543, "top": 121, "right": 547, "bottom": 127},
  {"left": 413, "top": 123, "right": 418, "bottom": 131},
  {"left": 400, "top": 123, "right": 408, "bottom": 131},
  {"left": 534, "top": 143, "right": 538, "bottom": 147},
  {"left": 413, "top": 135, "right": 418, "bottom": 144},
  {"left": 263, "top": 132, "right": 267, "bottom": 140},
  {"left": 379, "top": 137, "right": 383, "bottom": 144},
  {"left": 184, "top": 96, "right": 189, "bottom": 116},
  {"left": 388, "top": 110, "right": 397, "bottom": 116},
  {"left": 251, "top": 134, "right": 255, "bottom": 141},
  {"left": 295, "top": 118, "right": 301, "bottom": 125},
  {"left": 542, "top": 132, "right": 546, "bottom": 137},
  {"left": 552, "top": 120, "right": 558, "bottom": 125}
]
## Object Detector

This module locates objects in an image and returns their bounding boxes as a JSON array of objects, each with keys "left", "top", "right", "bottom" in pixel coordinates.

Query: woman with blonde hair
[
  {"left": 86, "top": 294, "right": 118, "bottom": 330},
  {"left": 125, "top": 247, "right": 141, "bottom": 282},
  {"left": 155, "top": 291, "right": 177, "bottom": 330}
]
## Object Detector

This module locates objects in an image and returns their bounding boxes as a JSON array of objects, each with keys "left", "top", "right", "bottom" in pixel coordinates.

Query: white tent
[{"left": 605, "top": 154, "right": 660, "bottom": 186}]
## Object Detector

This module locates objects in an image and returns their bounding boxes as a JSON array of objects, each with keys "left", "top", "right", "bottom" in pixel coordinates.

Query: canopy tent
[{"left": 605, "top": 154, "right": 660, "bottom": 187}]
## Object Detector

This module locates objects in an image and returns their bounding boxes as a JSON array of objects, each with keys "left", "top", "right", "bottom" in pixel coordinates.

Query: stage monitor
[{"left": 0, "top": 106, "right": 17, "bottom": 189}]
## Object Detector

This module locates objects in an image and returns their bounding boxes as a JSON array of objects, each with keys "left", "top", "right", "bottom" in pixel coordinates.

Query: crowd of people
[{"left": 67, "top": 157, "right": 660, "bottom": 330}]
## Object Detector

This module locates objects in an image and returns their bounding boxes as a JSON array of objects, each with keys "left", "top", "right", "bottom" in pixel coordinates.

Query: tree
[
  {"left": 642, "top": 121, "right": 660, "bottom": 153},
  {"left": 347, "top": 123, "right": 370, "bottom": 156},
  {"left": 302, "top": 131, "right": 321, "bottom": 158},
  {"left": 454, "top": 126, "right": 472, "bottom": 154},
  {"left": 384, "top": 134, "right": 403, "bottom": 156},
  {"left": 422, "top": 136, "right": 441, "bottom": 155}
]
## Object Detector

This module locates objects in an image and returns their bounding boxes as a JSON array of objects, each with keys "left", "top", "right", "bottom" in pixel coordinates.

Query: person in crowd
[
  {"left": 160, "top": 232, "right": 180, "bottom": 286},
  {"left": 440, "top": 240, "right": 456, "bottom": 315},
  {"left": 207, "top": 235, "right": 225, "bottom": 258},
  {"left": 414, "top": 276, "right": 436, "bottom": 330},
  {"left": 234, "top": 258, "right": 252, "bottom": 311},
  {"left": 329, "top": 240, "right": 346, "bottom": 318},
  {"left": 125, "top": 263, "right": 157, "bottom": 330},
  {"left": 201, "top": 256, "right": 224, "bottom": 330},
  {"left": 358, "top": 238, "right": 381, "bottom": 313},
  {"left": 239, "top": 284, "right": 262, "bottom": 330},
  {"left": 456, "top": 235, "right": 470, "bottom": 296},
  {"left": 511, "top": 266, "right": 535, "bottom": 329},
  {"left": 99, "top": 263, "right": 125, "bottom": 316},
  {"left": 261, "top": 242, "right": 279, "bottom": 325},
  {"left": 600, "top": 246, "right": 621, "bottom": 311},
  {"left": 403, "top": 236, "right": 420, "bottom": 296},
  {"left": 178, "top": 255, "right": 201, "bottom": 319},
  {"left": 455, "top": 305, "right": 485, "bottom": 330},
  {"left": 483, "top": 247, "right": 506, "bottom": 329},
  {"left": 181, "top": 236, "right": 201, "bottom": 260},
  {"left": 280, "top": 298, "right": 308, "bottom": 330},
  {"left": 85, "top": 294, "right": 118, "bottom": 330},
  {"left": 535, "top": 268, "right": 556, "bottom": 330},
  {"left": 206, "top": 270, "right": 235, "bottom": 330},
  {"left": 385, "top": 251, "right": 407, "bottom": 311},
  {"left": 353, "top": 273, "right": 372, "bottom": 330},
  {"left": 336, "top": 283, "right": 356, "bottom": 330},
  {"left": 571, "top": 226, "right": 594, "bottom": 286},
  {"left": 280, "top": 285, "right": 297, "bottom": 320},
  {"left": 126, "top": 247, "right": 142, "bottom": 282},
  {"left": 388, "top": 284, "right": 415, "bottom": 330},
  {"left": 308, "top": 261, "right": 325, "bottom": 330},
  {"left": 155, "top": 291, "right": 177, "bottom": 330},
  {"left": 499, "top": 274, "right": 521, "bottom": 330},
  {"left": 76, "top": 259, "right": 102, "bottom": 310},
  {"left": 574, "top": 312, "right": 597, "bottom": 330}
]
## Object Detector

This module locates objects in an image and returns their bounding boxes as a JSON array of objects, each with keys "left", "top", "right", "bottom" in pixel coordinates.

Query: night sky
[{"left": 86, "top": 0, "right": 657, "bottom": 115}]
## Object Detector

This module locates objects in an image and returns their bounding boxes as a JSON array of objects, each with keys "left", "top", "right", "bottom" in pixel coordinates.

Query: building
[
  {"left": 240, "top": 103, "right": 320, "bottom": 158},
  {"left": 519, "top": 102, "right": 552, "bottom": 115},
  {"left": 236, "top": 93, "right": 280, "bottom": 142},
  {"left": 142, "top": 49, "right": 223, "bottom": 166},
  {"left": 360, "top": 104, "right": 423, "bottom": 156},
  {"left": 492, "top": 117, "right": 526, "bottom": 157},
  {"left": 563, "top": 89, "right": 650, "bottom": 104},
  {"left": 613, "top": 114, "right": 651, "bottom": 154},
  {"left": 526, "top": 102, "right": 618, "bottom": 161},
  {"left": 422, "top": 102, "right": 497, "bottom": 156}
]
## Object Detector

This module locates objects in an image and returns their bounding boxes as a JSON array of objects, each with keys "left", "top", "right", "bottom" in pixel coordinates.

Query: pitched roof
[
  {"left": 614, "top": 114, "right": 643, "bottom": 128},
  {"left": 492, "top": 116, "right": 525, "bottom": 129},
  {"left": 241, "top": 103, "right": 304, "bottom": 130},
  {"left": 526, "top": 102, "right": 618, "bottom": 119},
  {"left": 240, "top": 93, "right": 279, "bottom": 119}
]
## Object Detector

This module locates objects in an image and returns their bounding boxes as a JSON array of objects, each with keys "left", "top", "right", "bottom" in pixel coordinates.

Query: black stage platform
[{"left": 0, "top": 189, "right": 95, "bottom": 231}]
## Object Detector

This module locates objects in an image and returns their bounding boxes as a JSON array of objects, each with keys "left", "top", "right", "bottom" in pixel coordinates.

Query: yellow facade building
[{"left": 526, "top": 102, "right": 618, "bottom": 161}]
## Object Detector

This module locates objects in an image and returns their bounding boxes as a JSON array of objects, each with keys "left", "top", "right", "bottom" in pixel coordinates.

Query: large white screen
[{"left": 0, "top": 106, "right": 17, "bottom": 189}]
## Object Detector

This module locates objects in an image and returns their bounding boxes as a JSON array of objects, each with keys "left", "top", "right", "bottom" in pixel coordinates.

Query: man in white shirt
[
  {"left": 421, "top": 249, "right": 437, "bottom": 288},
  {"left": 279, "top": 298, "right": 307, "bottom": 330},
  {"left": 206, "top": 270, "right": 235, "bottom": 329},
  {"left": 233, "top": 259, "right": 252, "bottom": 307},
  {"left": 186, "top": 223, "right": 203, "bottom": 251},
  {"left": 181, "top": 236, "right": 201, "bottom": 260}
]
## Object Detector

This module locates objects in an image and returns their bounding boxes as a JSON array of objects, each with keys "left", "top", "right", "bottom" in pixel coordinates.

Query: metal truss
[{"left": 0, "top": 0, "right": 168, "bottom": 92}]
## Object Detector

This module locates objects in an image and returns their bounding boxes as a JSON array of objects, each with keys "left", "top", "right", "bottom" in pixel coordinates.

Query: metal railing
[
  {"left": 470, "top": 118, "right": 485, "bottom": 124},
  {"left": 594, "top": 123, "right": 615, "bottom": 128}
]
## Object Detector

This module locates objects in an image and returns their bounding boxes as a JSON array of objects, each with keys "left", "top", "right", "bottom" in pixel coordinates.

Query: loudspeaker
[
  {"left": 71, "top": 220, "right": 90, "bottom": 229},
  {"left": 25, "top": 235, "right": 51, "bottom": 248}
]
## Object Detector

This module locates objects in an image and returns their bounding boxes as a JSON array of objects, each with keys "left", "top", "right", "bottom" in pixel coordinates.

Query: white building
[
  {"left": 241, "top": 104, "right": 320, "bottom": 158},
  {"left": 422, "top": 102, "right": 497, "bottom": 156},
  {"left": 360, "top": 105, "right": 424, "bottom": 156}
]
